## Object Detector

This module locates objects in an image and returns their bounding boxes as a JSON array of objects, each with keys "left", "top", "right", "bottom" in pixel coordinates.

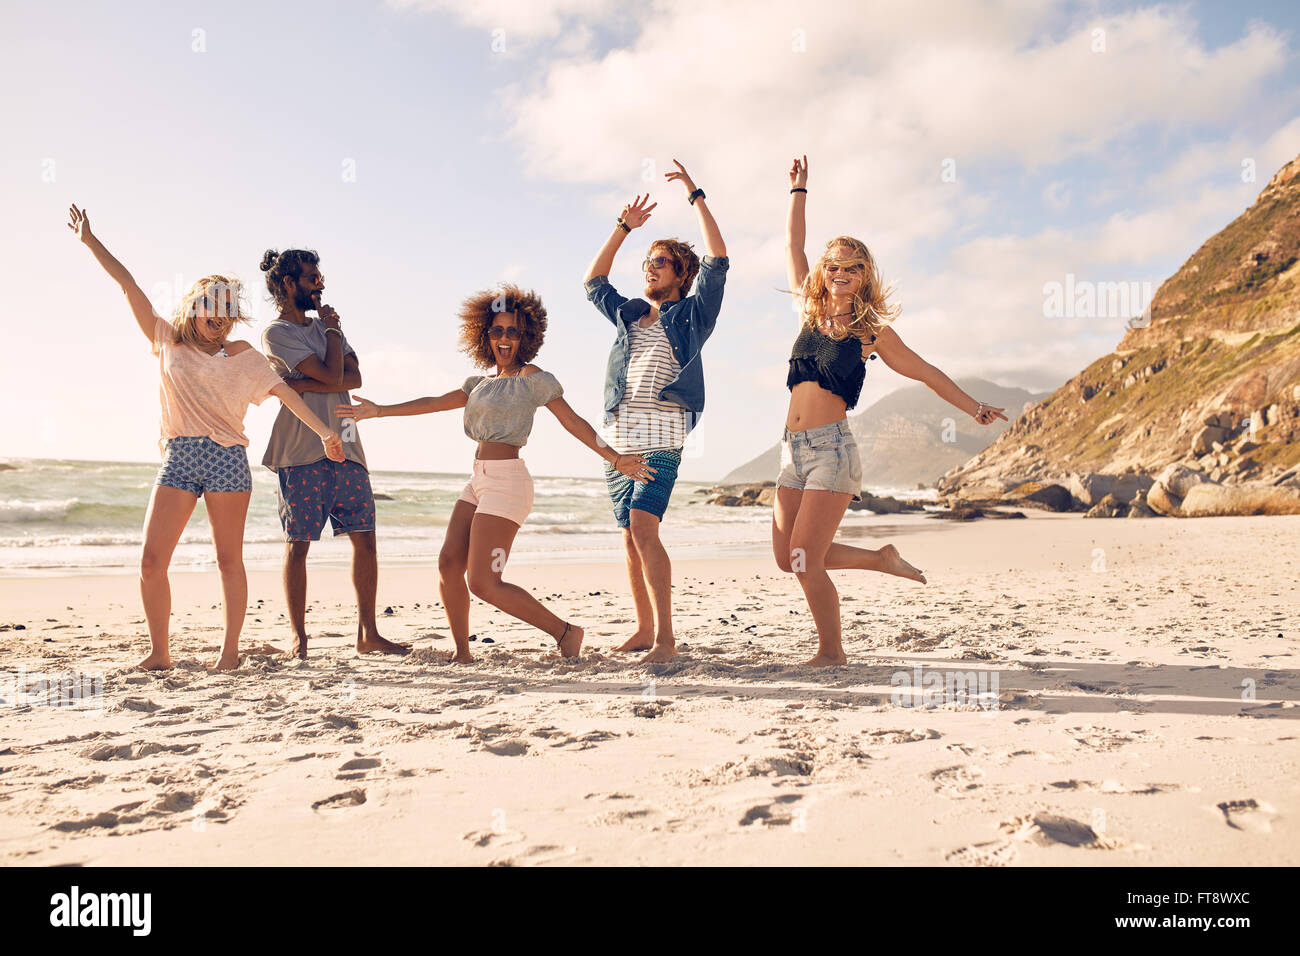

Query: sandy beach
[{"left": 1, "top": 511, "right": 1296, "bottom": 866}]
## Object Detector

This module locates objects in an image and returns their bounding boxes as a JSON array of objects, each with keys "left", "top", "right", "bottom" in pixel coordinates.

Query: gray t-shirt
[
  {"left": 461, "top": 370, "right": 563, "bottom": 447},
  {"left": 261, "top": 317, "right": 367, "bottom": 472}
]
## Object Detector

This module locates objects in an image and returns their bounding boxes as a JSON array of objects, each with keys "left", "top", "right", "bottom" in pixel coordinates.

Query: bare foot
[
  {"left": 447, "top": 648, "right": 474, "bottom": 664},
  {"left": 614, "top": 630, "right": 653, "bottom": 652},
  {"left": 287, "top": 635, "right": 309, "bottom": 660},
  {"left": 138, "top": 652, "right": 172, "bottom": 671},
  {"left": 209, "top": 653, "right": 240, "bottom": 672},
  {"left": 357, "top": 635, "right": 410, "bottom": 655},
  {"left": 805, "top": 651, "right": 848, "bottom": 668},
  {"left": 558, "top": 623, "right": 584, "bottom": 659},
  {"left": 639, "top": 639, "right": 675, "bottom": 664},
  {"left": 878, "top": 544, "right": 927, "bottom": 583}
]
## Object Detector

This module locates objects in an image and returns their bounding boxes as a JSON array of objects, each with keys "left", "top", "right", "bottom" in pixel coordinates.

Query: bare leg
[
  {"left": 823, "top": 541, "right": 926, "bottom": 582},
  {"left": 789, "top": 489, "right": 854, "bottom": 667},
  {"left": 283, "top": 540, "right": 311, "bottom": 658},
  {"left": 614, "top": 526, "right": 655, "bottom": 652},
  {"left": 351, "top": 530, "right": 408, "bottom": 654},
  {"left": 628, "top": 509, "right": 673, "bottom": 663},
  {"left": 203, "top": 490, "right": 252, "bottom": 670},
  {"left": 774, "top": 486, "right": 924, "bottom": 582},
  {"left": 466, "top": 512, "right": 583, "bottom": 658},
  {"left": 138, "top": 484, "right": 199, "bottom": 669},
  {"left": 438, "top": 499, "right": 476, "bottom": 664}
]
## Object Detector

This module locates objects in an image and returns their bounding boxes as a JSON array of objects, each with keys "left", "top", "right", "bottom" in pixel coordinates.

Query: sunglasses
[
  {"left": 824, "top": 262, "right": 864, "bottom": 274},
  {"left": 488, "top": 326, "right": 521, "bottom": 340},
  {"left": 642, "top": 256, "right": 676, "bottom": 272}
]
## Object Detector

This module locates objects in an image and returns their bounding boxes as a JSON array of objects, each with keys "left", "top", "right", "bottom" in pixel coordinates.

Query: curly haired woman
[
  {"left": 339, "top": 285, "right": 650, "bottom": 663},
  {"left": 777, "top": 158, "right": 1008, "bottom": 667}
]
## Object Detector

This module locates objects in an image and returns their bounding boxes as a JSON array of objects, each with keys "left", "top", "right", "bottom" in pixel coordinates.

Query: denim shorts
[
  {"left": 604, "top": 449, "right": 682, "bottom": 528},
  {"left": 156, "top": 436, "right": 252, "bottom": 495},
  {"left": 276, "top": 459, "right": 376, "bottom": 541},
  {"left": 776, "top": 420, "right": 862, "bottom": 500}
]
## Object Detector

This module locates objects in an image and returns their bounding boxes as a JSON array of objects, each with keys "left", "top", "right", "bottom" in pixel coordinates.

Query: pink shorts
[{"left": 457, "top": 458, "right": 534, "bottom": 527}]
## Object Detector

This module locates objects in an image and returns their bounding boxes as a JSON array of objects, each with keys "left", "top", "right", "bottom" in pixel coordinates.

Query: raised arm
[
  {"left": 270, "top": 382, "right": 345, "bottom": 461},
  {"left": 786, "top": 156, "right": 810, "bottom": 295},
  {"left": 545, "top": 397, "right": 655, "bottom": 480},
  {"left": 335, "top": 390, "right": 468, "bottom": 422},
  {"left": 584, "top": 195, "right": 656, "bottom": 282},
  {"left": 874, "top": 326, "right": 1008, "bottom": 425},
  {"left": 67, "top": 204, "right": 162, "bottom": 345},
  {"left": 665, "top": 159, "right": 725, "bottom": 257}
]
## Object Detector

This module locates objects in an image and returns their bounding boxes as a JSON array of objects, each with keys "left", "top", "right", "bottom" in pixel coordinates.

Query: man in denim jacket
[{"left": 583, "top": 159, "right": 728, "bottom": 663}]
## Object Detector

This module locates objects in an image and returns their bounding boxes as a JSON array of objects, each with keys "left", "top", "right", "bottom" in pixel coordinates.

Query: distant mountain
[
  {"left": 720, "top": 377, "right": 1052, "bottom": 489},
  {"left": 939, "top": 152, "right": 1300, "bottom": 494}
]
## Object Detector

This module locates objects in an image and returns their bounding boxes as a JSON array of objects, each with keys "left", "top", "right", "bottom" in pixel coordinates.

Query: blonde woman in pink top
[{"left": 68, "top": 204, "right": 345, "bottom": 671}]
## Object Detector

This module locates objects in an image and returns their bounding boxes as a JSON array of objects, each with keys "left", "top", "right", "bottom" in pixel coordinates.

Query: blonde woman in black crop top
[{"left": 775, "top": 156, "right": 1009, "bottom": 667}]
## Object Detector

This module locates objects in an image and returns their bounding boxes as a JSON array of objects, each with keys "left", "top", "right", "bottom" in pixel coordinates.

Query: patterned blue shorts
[
  {"left": 276, "top": 459, "right": 376, "bottom": 541},
  {"left": 604, "top": 449, "right": 681, "bottom": 528},
  {"left": 156, "top": 436, "right": 252, "bottom": 495}
]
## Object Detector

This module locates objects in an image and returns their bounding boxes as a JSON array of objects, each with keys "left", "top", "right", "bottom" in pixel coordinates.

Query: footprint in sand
[
  {"left": 488, "top": 844, "right": 578, "bottom": 867},
  {"left": 463, "top": 828, "right": 525, "bottom": 849},
  {"left": 945, "top": 840, "right": 1018, "bottom": 867},
  {"left": 999, "top": 812, "right": 1122, "bottom": 849},
  {"left": 311, "top": 789, "right": 366, "bottom": 811},
  {"left": 1065, "top": 726, "right": 1151, "bottom": 751},
  {"left": 336, "top": 757, "right": 382, "bottom": 780},
  {"left": 50, "top": 812, "right": 121, "bottom": 832},
  {"left": 739, "top": 794, "right": 804, "bottom": 827},
  {"left": 930, "top": 764, "right": 984, "bottom": 799},
  {"left": 1216, "top": 799, "right": 1278, "bottom": 833}
]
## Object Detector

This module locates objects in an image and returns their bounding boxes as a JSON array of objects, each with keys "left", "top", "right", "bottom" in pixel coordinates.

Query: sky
[{"left": 3, "top": 0, "right": 1299, "bottom": 481}]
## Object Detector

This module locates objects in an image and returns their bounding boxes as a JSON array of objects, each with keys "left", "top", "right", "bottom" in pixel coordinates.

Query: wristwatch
[{"left": 688, "top": 188, "right": 705, "bottom": 205}]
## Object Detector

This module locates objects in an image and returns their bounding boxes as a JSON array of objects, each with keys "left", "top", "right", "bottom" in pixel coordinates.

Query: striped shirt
[{"left": 600, "top": 316, "right": 689, "bottom": 453}]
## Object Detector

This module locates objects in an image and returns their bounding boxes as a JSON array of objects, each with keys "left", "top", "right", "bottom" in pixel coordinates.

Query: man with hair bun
[
  {"left": 259, "top": 248, "right": 408, "bottom": 659},
  {"left": 583, "top": 158, "right": 729, "bottom": 664}
]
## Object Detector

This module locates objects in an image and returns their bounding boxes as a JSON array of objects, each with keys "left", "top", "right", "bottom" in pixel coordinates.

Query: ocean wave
[{"left": 0, "top": 498, "right": 81, "bottom": 522}]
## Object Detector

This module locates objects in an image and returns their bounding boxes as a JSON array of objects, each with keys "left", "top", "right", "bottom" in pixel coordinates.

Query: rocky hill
[
  {"left": 721, "top": 378, "right": 1050, "bottom": 488},
  {"left": 938, "top": 153, "right": 1300, "bottom": 498}
]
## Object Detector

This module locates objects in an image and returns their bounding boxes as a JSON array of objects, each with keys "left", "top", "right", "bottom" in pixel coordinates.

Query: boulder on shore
[
  {"left": 1179, "top": 481, "right": 1300, "bottom": 516},
  {"left": 1065, "top": 472, "right": 1153, "bottom": 507},
  {"left": 1005, "top": 481, "right": 1074, "bottom": 512},
  {"left": 847, "top": 493, "right": 925, "bottom": 514},
  {"left": 1084, "top": 492, "right": 1129, "bottom": 518}
]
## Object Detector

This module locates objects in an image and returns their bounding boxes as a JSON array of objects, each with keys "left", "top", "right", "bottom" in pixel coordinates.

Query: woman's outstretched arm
[
  {"left": 67, "top": 203, "right": 161, "bottom": 345},
  {"left": 545, "top": 397, "right": 654, "bottom": 480},
  {"left": 336, "top": 390, "right": 468, "bottom": 422},
  {"left": 272, "top": 383, "right": 345, "bottom": 461},
  {"left": 874, "top": 326, "right": 1009, "bottom": 425},
  {"left": 786, "top": 156, "right": 810, "bottom": 295}
]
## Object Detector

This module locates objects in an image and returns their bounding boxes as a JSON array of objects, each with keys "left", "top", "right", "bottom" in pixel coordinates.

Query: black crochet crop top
[{"left": 786, "top": 325, "right": 876, "bottom": 409}]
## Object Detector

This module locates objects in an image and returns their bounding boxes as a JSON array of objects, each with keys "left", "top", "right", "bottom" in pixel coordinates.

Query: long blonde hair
[
  {"left": 170, "top": 274, "right": 251, "bottom": 348},
  {"left": 798, "top": 236, "right": 899, "bottom": 344}
]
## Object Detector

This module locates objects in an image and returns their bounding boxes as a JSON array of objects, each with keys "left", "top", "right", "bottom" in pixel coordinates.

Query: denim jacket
[{"left": 584, "top": 255, "right": 729, "bottom": 430}]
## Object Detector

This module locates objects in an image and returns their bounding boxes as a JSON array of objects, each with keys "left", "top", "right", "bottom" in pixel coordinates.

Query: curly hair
[
  {"left": 649, "top": 238, "right": 701, "bottom": 298},
  {"left": 259, "top": 248, "right": 319, "bottom": 309},
  {"left": 457, "top": 284, "right": 548, "bottom": 370},
  {"left": 798, "top": 236, "right": 899, "bottom": 344},
  {"left": 170, "top": 274, "right": 252, "bottom": 349}
]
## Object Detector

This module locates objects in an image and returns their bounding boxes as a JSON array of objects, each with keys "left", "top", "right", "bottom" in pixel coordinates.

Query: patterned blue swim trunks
[
  {"left": 156, "top": 436, "right": 252, "bottom": 495},
  {"left": 604, "top": 449, "right": 682, "bottom": 528},
  {"left": 276, "top": 458, "right": 376, "bottom": 541}
]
